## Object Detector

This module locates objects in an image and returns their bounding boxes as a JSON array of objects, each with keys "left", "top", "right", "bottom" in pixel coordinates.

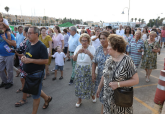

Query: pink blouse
[{"left": 52, "top": 33, "right": 64, "bottom": 49}]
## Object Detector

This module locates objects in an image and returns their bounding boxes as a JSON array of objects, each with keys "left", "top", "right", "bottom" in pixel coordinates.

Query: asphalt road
[{"left": 0, "top": 49, "right": 164, "bottom": 114}]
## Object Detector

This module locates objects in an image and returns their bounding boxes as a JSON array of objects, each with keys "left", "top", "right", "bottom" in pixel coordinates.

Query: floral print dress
[
  {"left": 92, "top": 46, "right": 110, "bottom": 103},
  {"left": 18, "top": 38, "right": 29, "bottom": 78},
  {"left": 141, "top": 40, "right": 160, "bottom": 69},
  {"left": 103, "top": 55, "right": 137, "bottom": 114}
]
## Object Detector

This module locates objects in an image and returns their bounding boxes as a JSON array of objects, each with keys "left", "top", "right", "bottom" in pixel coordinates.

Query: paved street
[{"left": 0, "top": 49, "right": 165, "bottom": 114}]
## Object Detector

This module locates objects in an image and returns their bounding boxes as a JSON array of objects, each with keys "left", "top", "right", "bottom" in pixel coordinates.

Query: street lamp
[{"left": 121, "top": 0, "right": 130, "bottom": 25}]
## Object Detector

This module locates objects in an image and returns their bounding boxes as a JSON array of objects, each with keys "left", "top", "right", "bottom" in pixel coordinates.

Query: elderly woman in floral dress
[
  {"left": 73, "top": 33, "right": 95, "bottom": 107},
  {"left": 141, "top": 31, "right": 161, "bottom": 82},
  {"left": 92, "top": 31, "right": 110, "bottom": 114}
]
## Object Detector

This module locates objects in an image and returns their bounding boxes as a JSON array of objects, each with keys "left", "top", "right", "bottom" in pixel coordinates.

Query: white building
[{"left": 103, "top": 22, "right": 136, "bottom": 28}]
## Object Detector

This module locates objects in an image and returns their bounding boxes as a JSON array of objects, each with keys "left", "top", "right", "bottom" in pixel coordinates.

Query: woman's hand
[
  {"left": 84, "top": 49, "right": 91, "bottom": 55},
  {"left": 96, "top": 88, "right": 101, "bottom": 98},
  {"left": 152, "top": 49, "right": 157, "bottom": 53},
  {"left": 92, "top": 73, "right": 96, "bottom": 83},
  {"left": 109, "top": 82, "right": 118, "bottom": 90},
  {"left": 78, "top": 49, "right": 84, "bottom": 54}
]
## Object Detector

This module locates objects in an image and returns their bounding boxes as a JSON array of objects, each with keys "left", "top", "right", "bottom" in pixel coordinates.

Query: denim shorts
[
  {"left": 55, "top": 65, "right": 63, "bottom": 71},
  {"left": 27, "top": 70, "right": 44, "bottom": 99},
  {"left": 162, "top": 37, "right": 165, "bottom": 42}
]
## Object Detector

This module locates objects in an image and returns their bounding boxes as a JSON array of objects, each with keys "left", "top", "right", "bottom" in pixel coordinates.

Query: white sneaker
[
  {"left": 51, "top": 68, "right": 55, "bottom": 72},
  {"left": 92, "top": 97, "right": 96, "bottom": 103},
  {"left": 76, "top": 103, "right": 81, "bottom": 108}
]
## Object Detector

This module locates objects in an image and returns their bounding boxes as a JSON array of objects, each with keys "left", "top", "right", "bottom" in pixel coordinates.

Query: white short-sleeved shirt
[
  {"left": 3, "top": 18, "right": 9, "bottom": 26},
  {"left": 52, "top": 52, "right": 66, "bottom": 66},
  {"left": 116, "top": 29, "right": 124, "bottom": 36},
  {"left": 91, "top": 36, "right": 101, "bottom": 50},
  {"left": 74, "top": 45, "right": 95, "bottom": 66}
]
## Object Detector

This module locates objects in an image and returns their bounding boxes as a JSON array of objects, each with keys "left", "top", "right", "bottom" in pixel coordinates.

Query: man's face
[
  {"left": 0, "top": 17, "right": 3, "bottom": 22},
  {"left": 18, "top": 27, "right": 23, "bottom": 33},
  {"left": 14, "top": 28, "right": 17, "bottom": 31},
  {"left": 0, "top": 23, "right": 4, "bottom": 29},
  {"left": 69, "top": 30, "right": 75, "bottom": 36},
  {"left": 0, "top": 23, "right": 5, "bottom": 31},
  {"left": 28, "top": 28, "right": 37, "bottom": 42}
]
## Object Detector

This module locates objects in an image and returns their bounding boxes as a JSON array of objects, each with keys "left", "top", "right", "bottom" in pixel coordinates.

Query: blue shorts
[
  {"left": 27, "top": 70, "right": 44, "bottom": 99},
  {"left": 55, "top": 65, "right": 63, "bottom": 71},
  {"left": 161, "top": 37, "right": 165, "bottom": 42}
]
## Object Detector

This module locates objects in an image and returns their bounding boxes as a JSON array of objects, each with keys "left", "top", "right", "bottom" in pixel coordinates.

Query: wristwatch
[{"left": 118, "top": 82, "right": 120, "bottom": 87}]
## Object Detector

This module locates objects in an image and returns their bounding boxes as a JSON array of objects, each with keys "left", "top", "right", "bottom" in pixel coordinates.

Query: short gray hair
[
  {"left": 30, "top": 26, "right": 39, "bottom": 35},
  {"left": 70, "top": 26, "right": 77, "bottom": 32}
]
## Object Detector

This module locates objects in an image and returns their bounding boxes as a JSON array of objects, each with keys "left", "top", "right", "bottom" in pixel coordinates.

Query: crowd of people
[{"left": 0, "top": 11, "right": 164, "bottom": 114}]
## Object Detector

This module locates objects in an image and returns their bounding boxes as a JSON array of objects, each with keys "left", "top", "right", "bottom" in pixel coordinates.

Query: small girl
[{"left": 51, "top": 46, "right": 66, "bottom": 80}]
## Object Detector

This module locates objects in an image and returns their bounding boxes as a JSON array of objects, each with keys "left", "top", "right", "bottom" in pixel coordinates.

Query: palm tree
[
  {"left": 4, "top": 6, "right": 9, "bottom": 13},
  {"left": 138, "top": 18, "right": 141, "bottom": 26},
  {"left": 131, "top": 18, "right": 134, "bottom": 22},
  {"left": 15, "top": 15, "right": 17, "bottom": 25},
  {"left": 149, "top": 19, "right": 152, "bottom": 27},
  {"left": 56, "top": 19, "right": 59, "bottom": 25},
  {"left": 141, "top": 19, "right": 144, "bottom": 24},
  {"left": 43, "top": 16, "right": 47, "bottom": 26}
]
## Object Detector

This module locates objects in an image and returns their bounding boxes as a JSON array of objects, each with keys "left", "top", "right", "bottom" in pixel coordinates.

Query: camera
[
  {"left": 0, "top": 30, "right": 4, "bottom": 34},
  {"left": 11, "top": 48, "right": 23, "bottom": 54}
]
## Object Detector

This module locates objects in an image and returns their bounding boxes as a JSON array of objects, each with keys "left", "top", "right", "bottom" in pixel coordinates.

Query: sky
[{"left": 0, "top": 0, "right": 165, "bottom": 23}]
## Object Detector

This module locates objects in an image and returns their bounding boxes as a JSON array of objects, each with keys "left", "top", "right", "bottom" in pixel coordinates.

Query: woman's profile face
[
  {"left": 150, "top": 34, "right": 156, "bottom": 40},
  {"left": 107, "top": 42, "right": 114, "bottom": 55},
  {"left": 54, "top": 28, "right": 58, "bottom": 33},
  {"left": 41, "top": 29, "right": 46, "bottom": 36}
]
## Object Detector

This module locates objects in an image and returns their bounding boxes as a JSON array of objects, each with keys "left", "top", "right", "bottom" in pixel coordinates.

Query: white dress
[{"left": 142, "top": 34, "right": 148, "bottom": 41}]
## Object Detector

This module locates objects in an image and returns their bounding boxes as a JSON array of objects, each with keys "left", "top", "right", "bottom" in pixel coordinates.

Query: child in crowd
[
  {"left": 51, "top": 46, "right": 66, "bottom": 81},
  {"left": 0, "top": 12, "right": 11, "bottom": 40}
]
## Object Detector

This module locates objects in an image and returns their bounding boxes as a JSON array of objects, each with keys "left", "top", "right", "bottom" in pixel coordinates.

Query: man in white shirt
[{"left": 116, "top": 25, "right": 124, "bottom": 36}]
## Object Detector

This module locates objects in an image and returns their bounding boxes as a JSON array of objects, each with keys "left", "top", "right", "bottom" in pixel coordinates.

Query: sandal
[
  {"left": 43, "top": 96, "right": 52, "bottom": 109},
  {"left": 27, "top": 94, "right": 32, "bottom": 98},
  {"left": 15, "top": 70, "right": 20, "bottom": 77},
  {"left": 52, "top": 77, "right": 56, "bottom": 81},
  {"left": 59, "top": 77, "right": 63, "bottom": 80},
  {"left": 16, "top": 89, "right": 22, "bottom": 93},
  {"left": 15, "top": 99, "right": 27, "bottom": 107}
]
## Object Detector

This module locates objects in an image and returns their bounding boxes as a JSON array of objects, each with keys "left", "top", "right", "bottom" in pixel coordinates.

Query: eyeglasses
[
  {"left": 27, "top": 32, "right": 35, "bottom": 35},
  {"left": 81, "top": 40, "right": 88, "bottom": 42},
  {"left": 99, "top": 38, "right": 106, "bottom": 41}
]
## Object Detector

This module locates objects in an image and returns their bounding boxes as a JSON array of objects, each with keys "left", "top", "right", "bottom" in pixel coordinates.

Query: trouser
[
  {"left": 0, "top": 55, "right": 14, "bottom": 84},
  {"left": 70, "top": 52, "right": 76, "bottom": 80}
]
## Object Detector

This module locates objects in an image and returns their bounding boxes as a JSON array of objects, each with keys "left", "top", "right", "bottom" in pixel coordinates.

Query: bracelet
[{"left": 118, "top": 82, "right": 120, "bottom": 87}]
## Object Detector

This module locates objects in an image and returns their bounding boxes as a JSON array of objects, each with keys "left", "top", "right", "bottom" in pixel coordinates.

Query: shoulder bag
[{"left": 112, "top": 56, "right": 133, "bottom": 107}]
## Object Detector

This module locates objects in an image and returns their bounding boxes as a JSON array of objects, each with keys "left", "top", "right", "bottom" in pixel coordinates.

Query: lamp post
[
  {"left": 156, "top": 13, "right": 163, "bottom": 27},
  {"left": 121, "top": 0, "right": 130, "bottom": 26}
]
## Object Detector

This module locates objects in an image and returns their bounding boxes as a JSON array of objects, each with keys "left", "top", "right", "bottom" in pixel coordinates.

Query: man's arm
[
  {"left": 21, "top": 56, "right": 48, "bottom": 64},
  {"left": 1, "top": 34, "right": 16, "bottom": 47}
]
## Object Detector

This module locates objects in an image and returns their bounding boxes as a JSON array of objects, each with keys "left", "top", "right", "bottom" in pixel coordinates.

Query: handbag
[
  {"left": 112, "top": 56, "right": 133, "bottom": 107},
  {"left": 22, "top": 71, "right": 43, "bottom": 95}
]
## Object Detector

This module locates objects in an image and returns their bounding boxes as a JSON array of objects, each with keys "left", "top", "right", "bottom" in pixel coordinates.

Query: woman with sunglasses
[{"left": 123, "top": 26, "right": 133, "bottom": 53}]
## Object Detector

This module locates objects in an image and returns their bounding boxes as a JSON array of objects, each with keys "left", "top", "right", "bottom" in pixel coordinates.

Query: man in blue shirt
[
  {"left": 15, "top": 26, "right": 25, "bottom": 66},
  {"left": 16, "top": 26, "right": 25, "bottom": 48},
  {"left": 0, "top": 23, "right": 16, "bottom": 89},
  {"left": 67, "top": 26, "right": 81, "bottom": 85}
]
